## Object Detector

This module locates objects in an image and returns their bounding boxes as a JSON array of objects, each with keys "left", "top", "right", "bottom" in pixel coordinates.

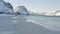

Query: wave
[{"left": 27, "top": 19, "right": 60, "bottom": 32}]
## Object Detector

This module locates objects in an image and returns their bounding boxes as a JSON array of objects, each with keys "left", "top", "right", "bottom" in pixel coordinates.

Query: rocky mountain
[
  {"left": 0, "top": 0, "right": 14, "bottom": 14},
  {"left": 15, "top": 6, "right": 30, "bottom": 15},
  {"left": 0, "top": 0, "right": 39, "bottom": 15},
  {"left": 5, "top": 2, "right": 13, "bottom": 9}
]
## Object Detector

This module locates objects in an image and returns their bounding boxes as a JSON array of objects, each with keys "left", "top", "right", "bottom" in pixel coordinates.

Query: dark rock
[{"left": 5, "top": 2, "right": 13, "bottom": 9}]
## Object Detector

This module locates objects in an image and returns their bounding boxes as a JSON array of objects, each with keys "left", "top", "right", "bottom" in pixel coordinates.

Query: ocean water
[
  {"left": 27, "top": 16, "right": 60, "bottom": 32},
  {"left": 0, "top": 15, "right": 60, "bottom": 34},
  {"left": 0, "top": 15, "right": 27, "bottom": 34}
]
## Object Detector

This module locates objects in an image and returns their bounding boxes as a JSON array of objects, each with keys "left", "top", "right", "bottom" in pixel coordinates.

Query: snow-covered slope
[
  {"left": 15, "top": 6, "right": 30, "bottom": 15},
  {"left": 0, "top": 0, "right": 14, "bottom": 14},
  {"left": 41, "top": 10, "right": 60, "bottom": 16},
  {"left": 54, "top": 10, "right": 60, "bottom": 16},
  {"left": 4, "top": 2, "right": 13, "bottom": 9}
]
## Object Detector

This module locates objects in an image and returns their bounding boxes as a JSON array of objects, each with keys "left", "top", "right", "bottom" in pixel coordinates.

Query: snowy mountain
[
  {"left": 0, "top": 0, "right": 40, "bottom": 15},
  {"left": 1, "top": 0, "right": 60, "bottom": 16},
  {"left": 4, "top": 2, "right": 13, "bottom": 9},
  {"left": 0, "top": 0, "right": 14, "bottom": 14},
  {"left": 14, "top": 6, "right": 40, "bottom": 15},
  {"left": 15, "top": 6, "right": 30, "bottom": 15},
  {"left": 28, "top": 11, "right": 40, "bottom": 16},
  {"left": 54, "top": 10, "right": 60, "bottom": 16},
  {"left": 41, "top": 10, "right": 60, "bottom": 16}
]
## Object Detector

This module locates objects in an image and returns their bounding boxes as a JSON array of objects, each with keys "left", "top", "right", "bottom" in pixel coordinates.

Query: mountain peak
[
  {"left": 16, "top": 6, "right": 27, "bottom": 11},
  {"left": 0, "top": 0, "right": 14, "bottom": 14},
  {"left": 15, "top": 6, "right": 29, "bottom": 15},
  {"left": 17, "top": 6, "right": 25, "bottom": 8}
]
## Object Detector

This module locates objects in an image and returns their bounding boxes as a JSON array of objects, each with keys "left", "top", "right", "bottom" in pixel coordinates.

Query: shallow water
[
  {"left": 27, "top": 16, "right": 60, "bottom": 32},
  {"left": 0, "top": 15, "right": 60, "bottom": 34},
  {"left": 0, "top": 15, "right": 27, "bottom": 34}
]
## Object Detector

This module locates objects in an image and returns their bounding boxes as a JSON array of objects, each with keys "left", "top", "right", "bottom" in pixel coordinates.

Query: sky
[{"left": 4, "top": 0, "right": 60, "bottom": 13}]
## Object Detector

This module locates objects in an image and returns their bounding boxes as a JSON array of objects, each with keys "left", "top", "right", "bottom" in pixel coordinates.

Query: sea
[{"left": 0, "top": 15, "right": 60, "bottom": 34}]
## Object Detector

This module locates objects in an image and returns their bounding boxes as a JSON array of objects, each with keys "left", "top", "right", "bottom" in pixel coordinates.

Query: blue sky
[{"left": 4, "top": 0, "right": 60, "bottom": 13}]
